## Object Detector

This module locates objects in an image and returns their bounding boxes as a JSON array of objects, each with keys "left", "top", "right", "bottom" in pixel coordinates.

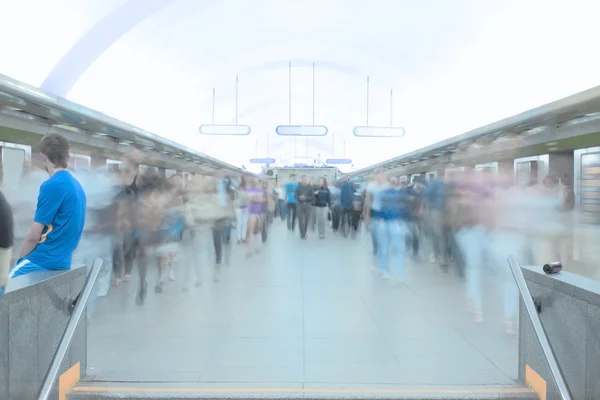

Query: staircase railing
[
  {"left": 507, "top": 255, "right": 573, "bottom": 400},
  {"left": 37, "top": 258, "right": 103, "bottom": 400}
]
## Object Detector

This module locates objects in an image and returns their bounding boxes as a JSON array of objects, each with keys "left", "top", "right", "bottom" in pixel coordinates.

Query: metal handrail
[
  {"left": 37, "top": 258, "right": 103, "bottom": 400},
  {"left": 507, "top": 255, "right": 573, "bottom": 400}
]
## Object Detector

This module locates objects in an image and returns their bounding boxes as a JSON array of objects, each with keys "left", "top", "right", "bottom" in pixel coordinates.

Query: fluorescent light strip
[
  {"left": 276, "top": 125, "right": 328, "bottom": 136},
  {"left": 199, "top": 125, "right": 251, "bottom": 135},
  {"left": 353, "top": 126, "right": 406, "bottom": 137}
]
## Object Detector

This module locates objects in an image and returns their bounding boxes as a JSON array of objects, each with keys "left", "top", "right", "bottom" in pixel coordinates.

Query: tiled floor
[{"left": 86, "top": 220, "right": 520, "bottom": 386}]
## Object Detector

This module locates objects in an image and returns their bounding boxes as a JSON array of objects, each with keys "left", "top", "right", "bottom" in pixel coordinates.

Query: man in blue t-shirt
[
  {"left": 284, "top": 174, "right": 299, "bottom": 231},
  {"left": 10, "top": 134, "right": 86, "bottom": 279}
]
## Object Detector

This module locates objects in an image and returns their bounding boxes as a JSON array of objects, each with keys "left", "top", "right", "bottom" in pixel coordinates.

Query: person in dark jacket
[
  {"left": 0, "top": 190, "right": 13, "bottom": 297},
  {"left": 314, "top": 178, "right": 331, "bottom": 239},
  {"left": 295, "top": 176, "right": 314, "bottom": 239},
  {"left": 340, "top": 179, "right": 357, "bottom": 236}
]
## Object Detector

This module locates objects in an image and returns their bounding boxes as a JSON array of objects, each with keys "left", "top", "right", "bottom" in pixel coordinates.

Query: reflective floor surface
[{"left": 86, "top": 220, "right": 519, "bottom": 386}]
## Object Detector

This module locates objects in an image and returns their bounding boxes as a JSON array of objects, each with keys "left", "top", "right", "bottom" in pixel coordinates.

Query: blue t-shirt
[
  {"left": 27, "top": 170, "right": 86, "bottom": 270},
  {"left": 378, "top": 188, "right": 412, "bottom": 221},
  {"left": 159, "top": 210, "right": 186, "bottom": 242},
  {"left": 285, "top": 182, "right": 298, "bottom": 204}
]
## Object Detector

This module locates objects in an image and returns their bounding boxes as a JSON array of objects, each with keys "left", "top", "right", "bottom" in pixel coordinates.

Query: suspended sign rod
[
  {"left": 312, "top": 62, "right": 316, "bottom": 125},
  {"left": 390, "top": 89, "right": 393, "bottom": 127},
  {"left": 288, "top": 61, "right": 297, "bottom": 157},
  {"left": 308, "top": 62, "right": 316, "bottom": 157},
  {"left": 199, "top": 78, "right": 251, "bottom": 135},
  {"left": 288, "top": 61, "right": 292, "bottom": 125},
  {"left": 366, "top": 76, "right": 370, "bottom": 126},
  {"left": 235, "top": 75, "right": 239, "bottom": 125},
  {"left": 212, "top": 88, "right": 215, "bottom": 124}
]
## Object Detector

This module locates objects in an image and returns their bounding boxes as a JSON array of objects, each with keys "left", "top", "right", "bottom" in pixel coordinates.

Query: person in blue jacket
[
  {"left": 374, "top": 182, "right": 412, "bottom": 281},
  {"left": 284, "top": 175, "right": 299, "bottom": 231}
]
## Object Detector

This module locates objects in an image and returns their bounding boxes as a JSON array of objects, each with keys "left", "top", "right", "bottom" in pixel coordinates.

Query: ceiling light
[
  {"left": 276, "top": 125, "right": 328, "bottom": 136},
  {"left": 199, "top": 124, "right": 251, "bottom": 135},
  {"left": 353, "top": 126, "right": 405, "bottom": 137}
]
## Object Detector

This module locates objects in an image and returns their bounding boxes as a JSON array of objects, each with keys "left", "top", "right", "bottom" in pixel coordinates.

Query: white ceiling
[{"left": 2, "top": 0, "right": 600, "bottom": 171}]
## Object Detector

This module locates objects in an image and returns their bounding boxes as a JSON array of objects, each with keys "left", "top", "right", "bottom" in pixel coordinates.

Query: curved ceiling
[{"left": 2, "top": 0, "right": 600, "bottom": 172}]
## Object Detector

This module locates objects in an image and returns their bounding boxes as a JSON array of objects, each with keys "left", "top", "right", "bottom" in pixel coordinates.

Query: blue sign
[
  {"left": 326, "top": 158, "right": 352, "bottom": 165},
  {"left": 249, "top": 158, "right": 276, "bottom": 164}
]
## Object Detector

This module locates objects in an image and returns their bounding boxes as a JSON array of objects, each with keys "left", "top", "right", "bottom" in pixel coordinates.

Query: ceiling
[{"left": 2, "top": 0, "right": 600, "bottom": 171}]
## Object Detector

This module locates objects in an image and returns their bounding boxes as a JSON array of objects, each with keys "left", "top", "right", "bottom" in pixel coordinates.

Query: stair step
[{"left": 68, "top": 382, "right": 539, "bottom": 400}]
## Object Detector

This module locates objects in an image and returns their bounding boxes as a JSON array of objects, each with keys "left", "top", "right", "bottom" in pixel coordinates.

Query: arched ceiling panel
[
  {"left": 1, "top": 0, "right": 127, "bottom": 86},
  {"left": 4, "top": 0, "right": 600, "bottom": 170}
]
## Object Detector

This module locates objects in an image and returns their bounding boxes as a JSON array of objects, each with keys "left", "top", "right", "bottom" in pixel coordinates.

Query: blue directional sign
[
  {"left": 326, "top": 158, "right": 352, "bottom": 165},
  {"left": 249, "top": 158, "right": 276, "bottom": 164}
]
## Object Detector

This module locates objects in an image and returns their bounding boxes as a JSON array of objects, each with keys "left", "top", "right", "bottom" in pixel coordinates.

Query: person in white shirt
[{"left": 275, "top": 185, "right": 286, "bottom": 221}]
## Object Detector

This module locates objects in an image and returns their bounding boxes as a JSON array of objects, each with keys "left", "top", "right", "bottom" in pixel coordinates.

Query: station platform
[{"left": 77, "top": 220, "right": 527, "bottom": 396}]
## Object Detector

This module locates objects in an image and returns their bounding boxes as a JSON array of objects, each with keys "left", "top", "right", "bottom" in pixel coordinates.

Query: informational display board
[
  {"left": 265, "top": 167, "right": 338, "bottom": 185},
  {"left": 475, "top": 162, "right": 498, "bottom": 174},
  {"left": 516, "top": 161, "right": 538, "bottom": 186},
  {"left": 68, "top": 153, "right": 91, "bottom": 170},
  {"left": 1, "top": 146, "right": 25, "bottom": 192},
  {"left": 580, "top": 152, "right": 600, "bottom": 224}
]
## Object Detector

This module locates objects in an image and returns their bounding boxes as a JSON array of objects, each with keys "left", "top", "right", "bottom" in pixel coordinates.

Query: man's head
[
  {"left": 40, "top": 133, "right": 69, "bottom": 175},
  {"left": 301, "top": 175, "right": 308, "bottom": 184},
  {"left": 290, "top": 174, "right": 296, "bottom": 181},
  {"left": 374, "top": 169, "right": 387, "bottom": 184}
]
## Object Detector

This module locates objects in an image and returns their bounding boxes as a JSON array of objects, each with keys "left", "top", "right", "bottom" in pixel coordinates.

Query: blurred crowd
[{"left": 0, "top": 134, "right": 581, "bottom": 336}]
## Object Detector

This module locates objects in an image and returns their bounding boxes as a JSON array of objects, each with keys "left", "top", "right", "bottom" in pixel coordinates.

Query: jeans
[
  {"left": 373, "top": 218, "right": 409, "bottom": 280},
  {"left": 287, "top": 203, "right": 297, "bottom": 231},
  {"left": 235, "top": 207, "right": 248, "bottom": 241},
  {"left": 297, "top": 202, "right": 312, "bottom": 238},
  {"left": 113, "top": 230, "right": 136, "bottom": 278},
  {"left": 278, "top": 200, "right": 287, "bottom": 220},
  {"left": 488, "top": 231, "right": 527, "bottom": 319},
  {"left": 455, "top": 225, "right": 487, "bottom": 312},
  {"left": 331, "top": 206, "right": 341, "bottom": 231},
  {"left": 180, "top": 227, "right": 212, "bottom": 286},
  {"left": 212, "top": 218, "right": 230, "bottom": 264},
  {"left": 429, "top": 209, "right": 449, "bottom": 266},
  {"left": 316, "top": 206, "right": 328, "bottom": 237},
  {"left": 222, "top": 219, "right": 232, "bottom": 243},
  {"left": 261, "top": 213, "right": 272, "bottom": 242}
]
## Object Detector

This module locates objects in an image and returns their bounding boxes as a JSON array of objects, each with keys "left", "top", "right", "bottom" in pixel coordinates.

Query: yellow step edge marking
[
  {"left": 59, "top": 362, "right": 81, "bottom": 400},
  {"left": 525, "top": 364, "right": 547, "bottom": 400},
  {"left": 73, "top": 386, "right": 533, "bottom": 394}
]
